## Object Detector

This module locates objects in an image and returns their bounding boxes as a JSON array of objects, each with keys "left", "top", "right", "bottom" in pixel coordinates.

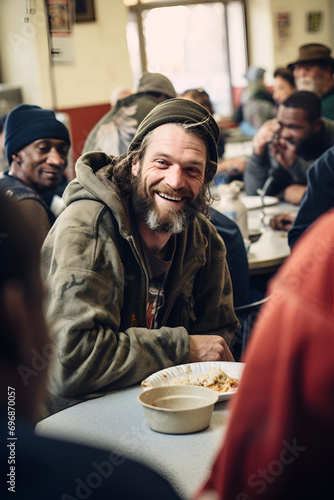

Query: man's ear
[
  {"left": 131, "top": 158, "right": 139, "bottom": 176},
  {"left": 312, "top": 117, "right": 322, "bottom": 133},
  {"left": 11, "top": 151, "right": 21, "bottom": 165}
]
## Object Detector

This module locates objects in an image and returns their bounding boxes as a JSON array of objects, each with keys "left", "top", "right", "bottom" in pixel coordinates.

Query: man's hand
[
  {"left": 283, "top": 184, "right": 307, "bottom": 204},
  {"left": 270, "top": 137, "right": 297, "bottom": 169},
  {"left": 189, "top": 335, "right": 234, "bottom": 362},
  {"left": 253, "top": 119, "right": 280, "bottom": 156},
  {"left": 270, "top": 212, "right": 295, "bottom": 231}
]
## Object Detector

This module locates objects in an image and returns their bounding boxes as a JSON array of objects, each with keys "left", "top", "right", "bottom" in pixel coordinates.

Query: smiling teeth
[{"left": 158, "top": 193, "right": 182, "bottom": 201}]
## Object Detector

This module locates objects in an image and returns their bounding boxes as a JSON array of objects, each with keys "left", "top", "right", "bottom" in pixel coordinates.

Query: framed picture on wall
[
  {"left": 307, "top": 11, "right": 322, "bottom": 32},
  {"left": 276, "top": 12, "right": 290, "bottom": 41},
  {"left": 75, "top": 0, "right": 96, "bottom": 23}
]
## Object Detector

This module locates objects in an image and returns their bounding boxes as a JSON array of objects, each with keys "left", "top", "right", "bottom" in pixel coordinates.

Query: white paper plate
[
  {"left": 141, "top": 361, "right": 245, "bottom": 402},
  {"left": 241, "top": 195, "right": 279, "bottom": 210}
]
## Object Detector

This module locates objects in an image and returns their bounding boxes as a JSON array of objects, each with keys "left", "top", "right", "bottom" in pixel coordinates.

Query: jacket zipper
[{"left": 127, "top": 236, "right": 149, "bottom": 313}]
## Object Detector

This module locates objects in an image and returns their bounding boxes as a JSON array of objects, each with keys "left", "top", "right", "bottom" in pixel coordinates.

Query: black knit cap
[
  {"left": 128, "top": 97, "right": 220, "bottom": 183},
  {"left": 5, "top": 104, "right": 71, "bottom": 165}
]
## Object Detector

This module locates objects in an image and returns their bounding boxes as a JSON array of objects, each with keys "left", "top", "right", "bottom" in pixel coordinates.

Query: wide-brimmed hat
[{"left": 287, "top": 43, "right": 334, "bottom": 71}]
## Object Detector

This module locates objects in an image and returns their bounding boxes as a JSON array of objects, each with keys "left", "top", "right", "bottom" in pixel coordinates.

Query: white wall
[
  {"left": 245, "top": 0, "right": 332, "bottom": 84},
  {"left": 270, "top": 0, "right": 331, "bottom": 69},
  {"left": 52, "top": 0, "right": 133, "bottom": 108},
  {"left": 245, "top": 0, "right": 275, "bottom": 83},
  {"left": 0, "top": 0, "right": 49, "bottom": 105},
  {"left": 0, "top": 0, "right": 133, "bottom": 109},
  {"left": 0, "top": 0, "right": 333, "bottom": 110}
]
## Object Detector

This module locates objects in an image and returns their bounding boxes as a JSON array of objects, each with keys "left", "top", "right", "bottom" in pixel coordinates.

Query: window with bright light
[{"left": 124, "top": 0, "right": 247, "bottom": 117}]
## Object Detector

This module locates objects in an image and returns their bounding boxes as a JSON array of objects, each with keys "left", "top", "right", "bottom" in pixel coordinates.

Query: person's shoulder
[
  {"left": 321, "top": 85, "right": 334, "bottom": 99},
  {"left": 0, "top": 172, "right": 33, "bottom": 192},
  {"left": 195, "top": 212, "right": 218, "bottom": 231},
  {"left": 116, "top": 92, "right": 156, "bottom": 109},
  {"left": 320, "top": 89, "right": 334, "bottom": 120},
  {"left": 208, "top": 207, "right": 240, "bottom": 233},
  {"left": 193, "top": 212, "right": 226, "bottom": 249},
  {"left": 50, "top": 195, "right": 111, "bottom": 236},
  {"left": 279, "top": 208, "right": 334, "bottom": 289},
  {"left": 321, "top": 116, "right": 334, "bottom": 129},
  {"left": 310, "top": 143, "right": 334, "bottom": 176},
  {"left": 0, "top": 174, "right": 48, "bottom": 207},
  {"left": 132, "top": 93, "right": 160, "bottom": 115}
]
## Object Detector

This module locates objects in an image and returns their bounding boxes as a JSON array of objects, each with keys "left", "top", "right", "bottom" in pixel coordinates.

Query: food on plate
[{"left": 168, "top": 366, "right": 239, "bottom": 393}]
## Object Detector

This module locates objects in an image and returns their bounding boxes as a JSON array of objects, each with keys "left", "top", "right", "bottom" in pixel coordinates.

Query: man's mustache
[
  {"left": 296, "top": 77, "right": 316, "bottom": 91},
  {"left": 151, "top": 184, "right": 192, "bottom": 201}
]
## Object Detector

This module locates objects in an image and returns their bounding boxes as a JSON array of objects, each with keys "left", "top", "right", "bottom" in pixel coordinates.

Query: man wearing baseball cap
[
  {"left": 0, "top": 104, "right": 71, "bottom": 247},
  {"left": 82, "top": 72, "right": 177, "bottom": 156},
  {"left": 41, "top": 98, "right": 239, "bottom": 415},
  {"left": 288, "top": 43, "right": 334, "bottom": 120}
]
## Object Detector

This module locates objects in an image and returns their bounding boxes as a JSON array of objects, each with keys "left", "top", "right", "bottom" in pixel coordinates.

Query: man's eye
[
  {"left": 187, "top": 167, "right": 200, "bottom": 175},
  {"left": 156, "top": 160, "right": 167, "bottom": 166}
]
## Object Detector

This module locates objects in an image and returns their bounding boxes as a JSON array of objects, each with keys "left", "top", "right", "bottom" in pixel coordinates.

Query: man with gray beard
[
  {"left": 288, "top": 43, "right": 334, "bottom": 120},
  {"left": 40, "top": 98, "right": 239, "bottom": 415}
]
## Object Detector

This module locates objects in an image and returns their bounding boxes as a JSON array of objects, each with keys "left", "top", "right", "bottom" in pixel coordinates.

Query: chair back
[{"left": 231, "top": 296, "right": 271, "bottom": 361}]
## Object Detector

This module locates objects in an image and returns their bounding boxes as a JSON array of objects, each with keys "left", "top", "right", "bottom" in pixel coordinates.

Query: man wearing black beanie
[
  {"left": 40, "top": 98, "right": 239, "bottom": 416},
  {"left": 0, "top": 104, "right": 71, "bottom": 247}
]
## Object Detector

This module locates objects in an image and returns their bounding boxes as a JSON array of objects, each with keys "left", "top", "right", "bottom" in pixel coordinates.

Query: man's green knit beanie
[{"left": 128, "top": 98, "right": 220, "bottom": 183}]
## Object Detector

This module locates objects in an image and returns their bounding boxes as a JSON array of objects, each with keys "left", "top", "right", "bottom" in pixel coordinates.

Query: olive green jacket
[{"left": 41, "top": 152, "right": 239, "bottom": 415}]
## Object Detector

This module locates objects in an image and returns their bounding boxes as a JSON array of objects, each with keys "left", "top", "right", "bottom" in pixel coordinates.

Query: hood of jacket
[{"left": 63, "top": 151, "right": 133, "bottom": 238}]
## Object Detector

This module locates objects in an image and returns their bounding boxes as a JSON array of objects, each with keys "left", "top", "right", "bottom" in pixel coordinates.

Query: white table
[
  {"left": 211, "top": 186, "right": 299, "bottom": 275},
  {"left": 247, "top": 201, "right": 299, "bottom": 275},
  {"left": 35, "top": 385, "right": 231, "bottom": 499}
]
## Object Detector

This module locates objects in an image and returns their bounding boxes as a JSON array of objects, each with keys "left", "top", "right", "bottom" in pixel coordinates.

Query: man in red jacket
[{"left": 198, "top": 208, "right": 334, "bottom": 500}]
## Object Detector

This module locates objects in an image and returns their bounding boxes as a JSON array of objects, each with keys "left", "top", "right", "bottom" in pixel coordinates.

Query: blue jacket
[{"left": 288, "top": 146, "right": 334, "bottom": 247}]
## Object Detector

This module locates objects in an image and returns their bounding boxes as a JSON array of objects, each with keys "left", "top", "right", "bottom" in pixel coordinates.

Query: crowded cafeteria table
[{"left": 35, "top": 384, "right": 235, "bottom": 499}]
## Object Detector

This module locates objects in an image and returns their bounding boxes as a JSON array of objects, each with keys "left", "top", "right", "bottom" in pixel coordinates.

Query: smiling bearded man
[
  {"left": 130, "top": 123, "right": 207, "bottom": 235},
  {"left": 131, "top": 164, "right": 191, "bottom": 234},
  {"left": 40, "top": 98, "right": 239, "bottom": 416}
]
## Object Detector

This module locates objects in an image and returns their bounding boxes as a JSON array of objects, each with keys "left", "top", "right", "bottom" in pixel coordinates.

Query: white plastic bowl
[{"left": 138, "top": 385, "right": 219, "bottom": 434}]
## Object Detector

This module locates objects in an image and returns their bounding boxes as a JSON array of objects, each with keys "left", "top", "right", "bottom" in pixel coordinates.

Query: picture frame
[
  {"left": 307, "top": 11, "right": 322, "bottom": 33},
  {"left": 74, "top": 0, "right": 96, "bottom": 23}
]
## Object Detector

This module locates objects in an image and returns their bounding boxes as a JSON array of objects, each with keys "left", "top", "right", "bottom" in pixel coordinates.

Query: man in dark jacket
[
  {"left": 0, "top": 104, "right": 70, "bottom": 247},
  {"left": 244, "top": 91, "right": 334, "bottom": 205}
]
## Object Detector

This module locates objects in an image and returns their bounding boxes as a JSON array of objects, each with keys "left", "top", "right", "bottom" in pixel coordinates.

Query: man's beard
[
  {"left": 296, "top": 77, "right": 321, "bottom": 95},
  {"left": 131, "top": 174, "right": 198, "bottom": 234}
]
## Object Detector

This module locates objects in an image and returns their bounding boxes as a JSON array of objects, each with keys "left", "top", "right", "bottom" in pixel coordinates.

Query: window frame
[
  {"left": 126, "top": 0, "right": 248, "bottom": 73},
  {"left": 125, "top": 0, "right": 249, "bottom": 116}
]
